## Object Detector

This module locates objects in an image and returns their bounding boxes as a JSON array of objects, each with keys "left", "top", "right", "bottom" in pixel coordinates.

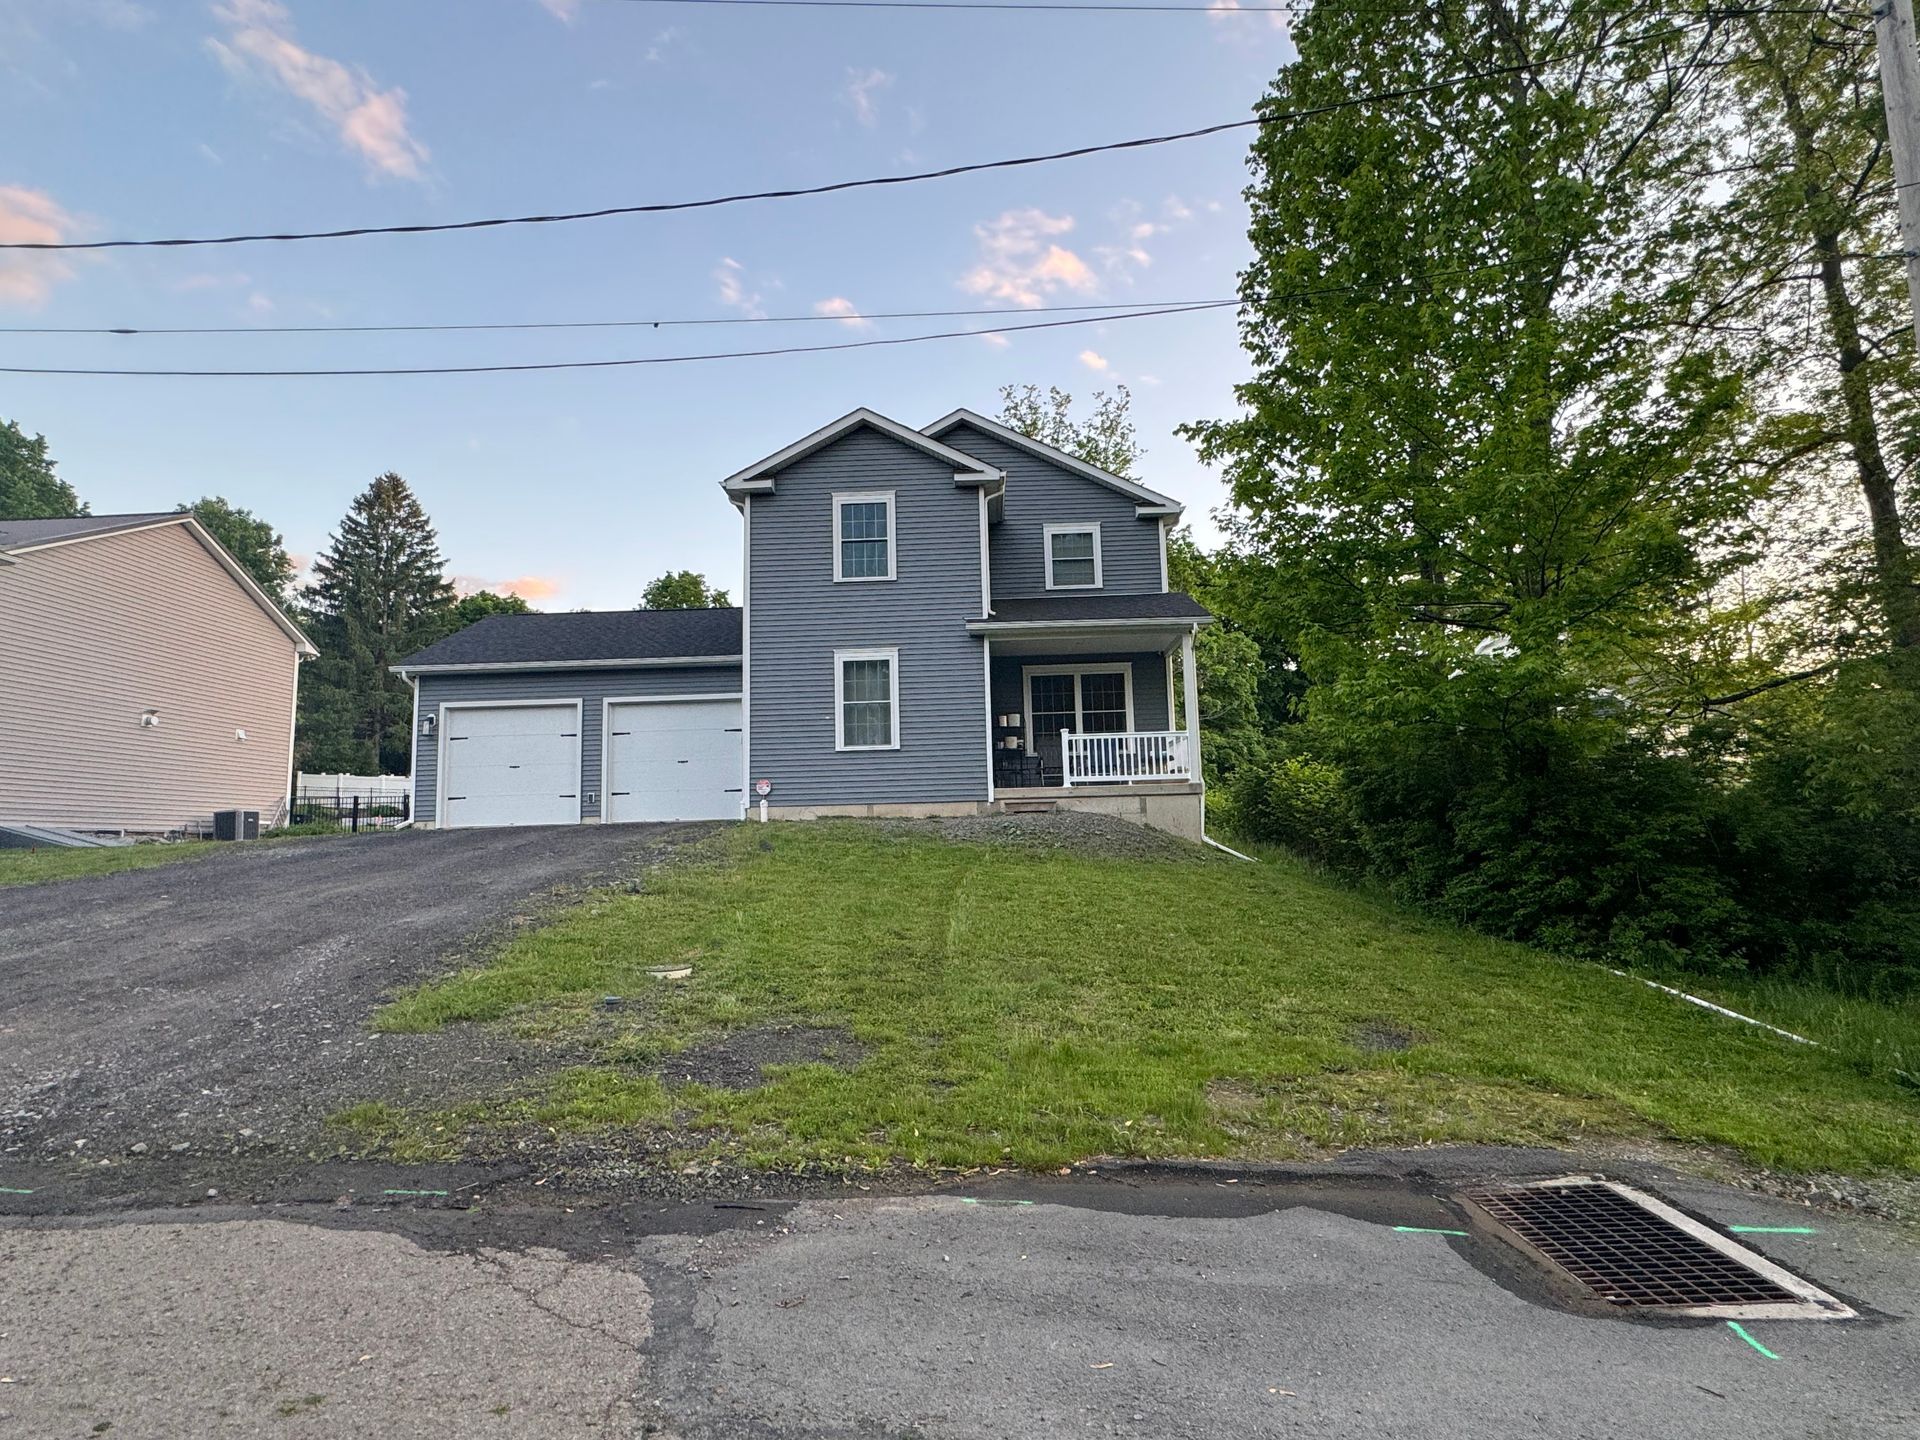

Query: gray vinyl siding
[
  {"left": 940, "top": 423, "right": 1165, "bottom": 601},
  {"left": 989, "top": 652, "right": 1172, "bottom": 735},
  {"left": 413, "top": 665, "right": 741, "bottom": 823},
  {"left": 747, "top": 424, "right": 988, "bottom": 805}
]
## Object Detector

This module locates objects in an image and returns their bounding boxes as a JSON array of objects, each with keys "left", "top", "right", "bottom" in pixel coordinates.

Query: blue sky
[{"left": 1, "top": 0, "right": 1292, "bottom": 607}]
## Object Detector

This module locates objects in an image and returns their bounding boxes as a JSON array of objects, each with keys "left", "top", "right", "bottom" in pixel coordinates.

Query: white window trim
[
  {"left": 834, "top": 646, "right": 902, "bottom": 751},
  {"left": 833, "top": 490, "right": 897, "bottom": 583},
  {"left": 1020, "top": 663, "right": 1134, "bottom": 756},
  {"left": 1043, "top": 522, "right": 1103, "bottom": 591}
]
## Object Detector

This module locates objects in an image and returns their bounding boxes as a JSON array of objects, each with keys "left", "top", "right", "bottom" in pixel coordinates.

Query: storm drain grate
[{"left": 1462, "top": 1178, "right": 1854, "bottom": 1320}]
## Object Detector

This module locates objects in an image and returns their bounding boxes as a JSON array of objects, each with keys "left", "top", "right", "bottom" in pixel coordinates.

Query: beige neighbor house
[{"left": 0, "top": 512, "right": 317, "bottom": 836}]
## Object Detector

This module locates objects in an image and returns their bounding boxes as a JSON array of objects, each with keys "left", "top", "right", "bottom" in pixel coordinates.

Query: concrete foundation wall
[{"left": 759, "top": 784, "right": 1205, "bottom": 841}]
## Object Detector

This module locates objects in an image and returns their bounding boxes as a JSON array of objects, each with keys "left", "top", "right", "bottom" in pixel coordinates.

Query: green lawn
[
  {"left": 0, "top": 840, "right": 222, "bottom": 887},
  {"left": 370, "top": 823, "right": 1920, "bottom": 1176}
]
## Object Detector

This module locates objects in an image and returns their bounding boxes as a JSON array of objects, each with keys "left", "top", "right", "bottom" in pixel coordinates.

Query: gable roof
[
  {"left": 0, "top": 510, "right": 316, "bottom": 656},
  {"left": 394, "top": 607, "right": 743, "bottom": 672},
  {"left": 719, "top": 407, "right": 1003, "bottom": 499},
  {"left": 0, "top": 511, "right": 183, "bottom": 550},
  {"left": 922, "top": 408, "right": 1184, "bottom": 517}
]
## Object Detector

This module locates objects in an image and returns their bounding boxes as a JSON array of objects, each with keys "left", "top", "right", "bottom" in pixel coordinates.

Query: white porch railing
[{"left": 1061, "top": 730, "right": 1196, "bottom": 786}]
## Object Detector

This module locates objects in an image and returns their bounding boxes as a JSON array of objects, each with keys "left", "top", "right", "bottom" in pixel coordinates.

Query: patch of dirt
[
  {"left": 894, "top": 811, "right": 1215, "bottom": 861},
  {"left": 654, "top": 1026, "right": 867, "bottom": 1091},
  {"left": 1350, "top": 1020, "right": 1421, "bottom": 1053}
]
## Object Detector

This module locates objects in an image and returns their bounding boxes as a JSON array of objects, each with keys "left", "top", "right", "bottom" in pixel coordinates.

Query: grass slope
[
  {"left": 0, "top": 841, "right": 220, "bottom": 887},
  {"left": 373, "top": 823, "right": 1920, "bottom": 1175}
]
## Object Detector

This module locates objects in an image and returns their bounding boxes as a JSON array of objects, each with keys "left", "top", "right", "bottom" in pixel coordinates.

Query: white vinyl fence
[{"left": 296, "top": 772, "right": 412, "bottom": 801}]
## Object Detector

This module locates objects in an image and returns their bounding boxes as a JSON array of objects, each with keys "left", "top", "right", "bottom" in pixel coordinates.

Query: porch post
[
  {"left": 1180, "top": 626, "right": 1202, "bottom": 784},
  {"left": 982, "top": 636, "right": 995, "bottom": 805}
]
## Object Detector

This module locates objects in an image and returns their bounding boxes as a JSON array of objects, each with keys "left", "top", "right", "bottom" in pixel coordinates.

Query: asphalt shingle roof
[
  {"left": 978, "top": 592, "right": 1212, "bottom": 624},
  {"left": 0, "top": 512, "right": 181, "bottom": 551},
  {"left": 396, "top": 608, "right": 743, "bottom": 669}
]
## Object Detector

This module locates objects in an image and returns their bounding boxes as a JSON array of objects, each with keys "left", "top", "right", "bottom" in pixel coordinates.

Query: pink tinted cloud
[
  {"left": 0, "top": 186, "right": 78, "bottom": 307},
  {"left": 813, "top": 296, "right": 873, "bottom": 330},
  {"left": 208, "top": 0, "right": 429, "bottom": 181},
  {"left": 454, "top": 575, "right": 562, "bottom": 602},
  {"left": 959, "top": 209, "right": 1097, "bottom": 307}
]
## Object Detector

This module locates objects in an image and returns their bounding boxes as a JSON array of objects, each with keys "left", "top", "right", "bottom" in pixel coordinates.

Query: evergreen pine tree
[{"left": 298, "top": 473, "right": 454, "bottom": 774}]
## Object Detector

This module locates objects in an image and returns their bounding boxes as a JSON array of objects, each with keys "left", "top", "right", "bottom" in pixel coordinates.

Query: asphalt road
[
  {"left": 1, "top": 1155, "right": 1914, "bottom": 1439},
  {"left": 0, "top": 825, "right": 705, "bottom": 1161}
]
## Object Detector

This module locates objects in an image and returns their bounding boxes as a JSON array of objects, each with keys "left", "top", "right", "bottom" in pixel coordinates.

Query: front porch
[{"left": 969, "top": 593, "right": 1211, "bottom": 838}]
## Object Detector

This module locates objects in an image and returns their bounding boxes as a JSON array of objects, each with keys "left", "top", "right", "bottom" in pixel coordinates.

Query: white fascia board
[
  {"left": 719, "top": 407, "right": 1000, "bottom": 494},
  {"left": 392, "top": 654, "right": 743, "bottom": 677},
  {"left": 923, "top": 407, "right": 1185, "bottom": 514},
  {"left": 964, "top": 616, "right": 1212, "bottom": 635}
]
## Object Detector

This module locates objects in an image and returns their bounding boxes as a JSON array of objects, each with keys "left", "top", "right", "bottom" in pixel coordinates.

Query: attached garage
[
  {"left": 605, "top": 697, "right": 743, "bottom": 823},
  {"left": 394, "top": 608, "right": 744, "bottom": 830},
  {"left": 439, "top": 702, "right": 582, "bottom": 829}
]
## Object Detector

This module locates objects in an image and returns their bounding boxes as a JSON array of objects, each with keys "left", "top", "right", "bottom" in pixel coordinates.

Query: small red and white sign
[{"left": 754, "top": 778, "right": 773, "bottom": 797}]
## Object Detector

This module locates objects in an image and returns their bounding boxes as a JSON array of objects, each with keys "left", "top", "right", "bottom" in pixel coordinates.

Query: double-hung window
[
  {"left": 835, "top": 647, "right": 900, "bottom": 751},
  {"left": 834, "top": 491, "right": 895, "bottom": 582},
  {"left": 1044, "top": 523, "right": 1102, "bottom": 590}
]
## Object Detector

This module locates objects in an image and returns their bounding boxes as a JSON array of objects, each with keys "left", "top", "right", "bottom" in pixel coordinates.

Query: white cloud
[
  {"left": 645, "top": 26, "right": 682, "bottom": 62},
  {"left": 977, "top": 331, "right": 1012, "bottom": 349},
  {"left": 207, "top": 0, "right": 429, "bottom": 182},
  {"left": 714, "top": 257, "right": 766, "bottom": 318},
  {"left": 958, "top": 209, "right": 1097, "bottom": 307},
  {"left": 1206, "top": 0, "right": 1289, "bottom": 36},
  {"left": 843, "top": 67, "right": 893, "bottom": 128},
  {"left": 0, "top": 186, "right": 78, "bottom": 308},
  {"left": 536, "top": 0, "right": 580, "bottom": 20},
  {"left": 247, "top": 291, "right": 274, "bottom": 313},
  {"left": 813, "top": 296, "right": 872, "bottom": 330},
  {"left": 1078, "top": 349, "right": 1110, "bottom": 372}
]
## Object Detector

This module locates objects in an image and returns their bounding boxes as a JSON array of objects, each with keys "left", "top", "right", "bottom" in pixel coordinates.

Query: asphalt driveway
[{"left": 0, "top": 825, "right": 707, "bottom": 1165}]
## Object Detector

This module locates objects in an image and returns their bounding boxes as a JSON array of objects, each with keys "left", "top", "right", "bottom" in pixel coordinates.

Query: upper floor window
[
  {"left": 1044, "top": 523, "right": 1102, "bottom": 590},
  {"left": 834, "top": 491, "right": 895, "bottom": 582}
]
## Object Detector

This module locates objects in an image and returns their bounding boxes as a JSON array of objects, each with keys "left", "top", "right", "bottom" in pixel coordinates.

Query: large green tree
[
  {"left": 450, "top": 588, "right": 533, "bottom": 626},
  {"left": 640, "top": 570, "right": 730, "bottom": 608},
  {"left": 1711, "top": 5, "right": 1920, "bottom": 653},
  {"left": 179, "top": 496, "right": 295, "bottom": 602},
  {"left": 1, "top": 419, "right": 84, "bottom": 520},
  {"left": 1186, "top": 1, "right": 1762, "bottom": 957},
  {"left": 299, "top": 473, "right": 454, "bottom": 775}
]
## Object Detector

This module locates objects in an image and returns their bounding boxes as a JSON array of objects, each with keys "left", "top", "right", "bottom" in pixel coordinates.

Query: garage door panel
[
  {"left": 442, "top": 703, "right": 580, "bottom": 828},
  {"left": 606, "top": 699, "right": 741, "bottom": 823}
]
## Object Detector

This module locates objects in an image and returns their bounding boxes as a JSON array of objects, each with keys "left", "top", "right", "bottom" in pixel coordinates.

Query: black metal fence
[{"left": 289, "top": 789, "right": 411, "bottom": 832}]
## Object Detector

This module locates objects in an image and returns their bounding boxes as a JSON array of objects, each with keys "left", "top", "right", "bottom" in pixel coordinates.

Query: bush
[{"left": 1230, "top": 754, "right": 1364, "bottom": 868}]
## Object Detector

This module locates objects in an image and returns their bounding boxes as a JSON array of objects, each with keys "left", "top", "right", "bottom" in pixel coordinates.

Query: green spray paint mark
[
  {"left": 1728, "top": 1225, "right": 1817, "bottom": 1235},
  {"left": 0, "top": 1187, "right": 33, "bottom": 1195},
  {"left": 1727, "top": 1322, "right": 1779, "bottom": 1359},
  {"left": 382, "top": 1188, "right": 449, "bottom": 1197},
  {"left": 1392, "top": 1225, "right": 1468, "bottom": 1236}
]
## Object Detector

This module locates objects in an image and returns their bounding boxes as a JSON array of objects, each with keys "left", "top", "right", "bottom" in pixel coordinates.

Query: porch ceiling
[{"left": 982, "top": 628, "right": 1185, "bottom": 656}]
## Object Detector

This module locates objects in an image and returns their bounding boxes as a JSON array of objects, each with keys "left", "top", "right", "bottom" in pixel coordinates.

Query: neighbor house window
[
  {"left": 835, "top": 647, "right": 900, "bottom": 750},
  {"left": 1044, "top": 524, "right": 1102, "bottom": 589},
  {"left": 834, "top": 491, "right": 895, "bottom": 582}
]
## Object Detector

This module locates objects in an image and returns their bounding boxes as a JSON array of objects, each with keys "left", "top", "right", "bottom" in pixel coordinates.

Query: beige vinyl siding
[{"left": 0, "top": 522, "right": 302, "bottom": 832}]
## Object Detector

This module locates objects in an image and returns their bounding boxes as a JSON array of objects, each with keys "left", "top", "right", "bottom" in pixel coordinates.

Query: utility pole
[{"left": 1874, "top": 0, "right": 1920, "bottom": 351}]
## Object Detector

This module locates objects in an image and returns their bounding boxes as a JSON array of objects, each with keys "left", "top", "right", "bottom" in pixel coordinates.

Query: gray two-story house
[{"left": 395, "top": 407, "right": 1213, "bottom": 838}]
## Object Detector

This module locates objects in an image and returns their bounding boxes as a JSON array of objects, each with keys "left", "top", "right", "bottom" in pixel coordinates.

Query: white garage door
[
  {"left": 441, "top": 703, "right": 581, "bottom": 828},
  {"left": 605, "top": 697, "right": 743, "bottom": 823}
]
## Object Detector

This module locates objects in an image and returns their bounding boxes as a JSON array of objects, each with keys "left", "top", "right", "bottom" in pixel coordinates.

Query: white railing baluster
[{"left": 1058, "top": 730, "right": 1195, "bottom": 785}]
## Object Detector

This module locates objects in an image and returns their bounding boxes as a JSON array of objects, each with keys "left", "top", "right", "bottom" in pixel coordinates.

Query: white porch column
[{"left": 1180, "top": 626, "right": 1202, "bottom": 784}]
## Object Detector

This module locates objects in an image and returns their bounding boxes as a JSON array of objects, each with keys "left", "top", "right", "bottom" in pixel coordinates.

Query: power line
[
  {"left": 2, "top": 23, "right": 1729, "bottom": 255},
  {"left": 0, "top": 298, "right": 1232, "bottom": 337},
  {"left": 0, "top": 300, "right": 1241, "bottom": 376},
  {"left": 0, "top": 261, "right": 1524, "bottom": 377}
]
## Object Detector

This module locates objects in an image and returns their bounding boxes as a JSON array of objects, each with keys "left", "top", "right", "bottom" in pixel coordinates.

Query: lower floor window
[
  {"left": 836, "top": 648, "right": 899, "bottom": 750},
  {"left": 1026, "top": 666, "right": 1131, "bottom": 750}
]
